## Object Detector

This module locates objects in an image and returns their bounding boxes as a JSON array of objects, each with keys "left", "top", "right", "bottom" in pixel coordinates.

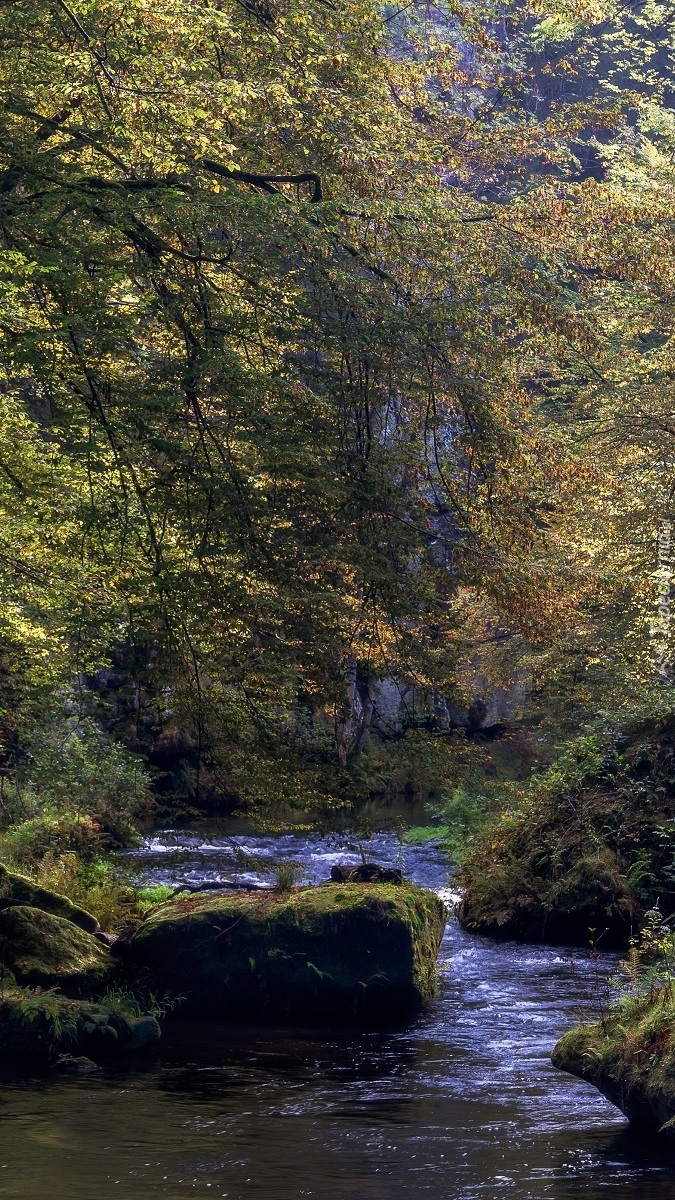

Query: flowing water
[{"left": 0, "top": 827, "right": 673, "bottom": 1200}]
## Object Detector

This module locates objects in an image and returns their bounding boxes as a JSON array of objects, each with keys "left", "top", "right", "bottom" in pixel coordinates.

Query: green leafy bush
[
  {"left": 0, "top": 814, "right": 103, "bottom": 867},
  {"left": 4, "top": 716, "right": 152, "bottom": 847}
]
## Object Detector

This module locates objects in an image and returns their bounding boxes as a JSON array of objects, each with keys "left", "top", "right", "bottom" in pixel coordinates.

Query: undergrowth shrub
[
  {"left": 0, "top": 814, "right": 104, "bottom": 867},
  {"left": 2, "top": 853, "right": 144, "bottom": 932},
  {"left": 459, "top": 715, "right": 675, "bottom": 945},
  {"left": 1, "top": 715, "right": 152, "bottom": 850}
]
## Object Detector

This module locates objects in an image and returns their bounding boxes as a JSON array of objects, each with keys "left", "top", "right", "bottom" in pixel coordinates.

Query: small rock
[
  {"left": 93, "top": 931, "right": 117, "bottom": 947},
  {"left": 53, "top": 1055, "right": 102, "bottom": 1075},
  {"left": 330, "top": 863, "right": 403, "bottom": 884}
]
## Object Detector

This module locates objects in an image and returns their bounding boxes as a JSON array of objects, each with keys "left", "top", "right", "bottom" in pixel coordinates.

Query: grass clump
[{"left": 274, "top": 860, "right": 303, "bottom": 892}]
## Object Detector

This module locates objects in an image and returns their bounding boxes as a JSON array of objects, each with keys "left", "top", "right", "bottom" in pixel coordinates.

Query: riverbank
[
  {"left": 552, "top": 987, "right": 675, "bottom": 1137},
  {"left": 457, "top": 717, "right": 675, "bottom": 948},
  {"left": 0, "top": 828, "right": 637, "bottom": 1200}
]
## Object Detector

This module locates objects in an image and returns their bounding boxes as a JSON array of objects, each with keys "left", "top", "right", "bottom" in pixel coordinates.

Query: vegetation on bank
[
  {"left": 0, "top": 987, "right": 161, "bottom": 1064},
  {"left": 552, "top": 913, "right": 675, "bottom": 1135},
  {"left": 458, "top": 713, "right": 675, "bottom": 947}
]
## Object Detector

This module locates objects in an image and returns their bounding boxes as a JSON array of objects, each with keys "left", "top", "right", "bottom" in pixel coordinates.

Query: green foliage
[
  {"left": 7, "top": 987, "right": 80, "bottom": 1048},
  {"left": 6, "top": 853, "right": 145, "bottom": 933},
  {"left": 2, "top": 715, "right": 152, "bottom": 846},
  {"left": 97, "top": 985, "right": 183, "bottom": 1021},
  {"left": 459, "top": 714, "right": 675, "bottom": 944},
  {"left": 432, "top": 787, "right": 492, "bottom": 861},
  {"left": 611, "top": 908, "right": 675, "bottom": 1010},
  {"left": 0, "top": 816, "right": 103, "bottom": 868},
  {"left": 137, "top": 885, "right": 178, "bottom": 912},
  {"left": 274, "top": 861, "right": 304, "bottom": 893},
  {"left": 403, "top": 825, "right": 450, "bottom": 846}
]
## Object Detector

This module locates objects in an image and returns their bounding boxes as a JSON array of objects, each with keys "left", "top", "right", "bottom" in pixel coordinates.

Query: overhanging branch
[{"left": 201, "top": 159, "right": 322, "bottom": 202}]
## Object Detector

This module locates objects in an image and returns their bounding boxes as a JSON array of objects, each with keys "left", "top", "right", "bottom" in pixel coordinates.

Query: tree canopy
[{"left": 2, "top": 0, "right": 674, "bottom": 815}]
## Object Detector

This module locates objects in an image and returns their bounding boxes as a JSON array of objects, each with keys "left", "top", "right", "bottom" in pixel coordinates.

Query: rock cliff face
[
  {"left": 552, "top": 993, "right": 675, "bottom": 1137},
  {"left": 127, "top": 882, "right": 447, "bottom": 1022}
]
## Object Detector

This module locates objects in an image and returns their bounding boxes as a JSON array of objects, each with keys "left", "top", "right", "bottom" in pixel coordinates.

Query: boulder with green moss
[
  {"left": 0, "top": 906, "right": 117, "bottom": 996},
  {"left": 552, "top": 990, "right": 675, "bottom": 1135},
  {"left": 128, "top": 882, "right": 447, "bottom": 1021},
  {"left": 0, "top": 988, "right": 160, "bottom": 1062},
  {"left": 0, "top": 864, "right": 98, "bottom": 932},
  {"left": 459, "top": 715, "right": 675, "bottom": 947}
]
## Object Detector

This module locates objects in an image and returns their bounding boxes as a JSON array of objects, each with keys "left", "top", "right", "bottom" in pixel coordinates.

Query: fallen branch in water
[{"left": 165, "top": 879, "right": 274, "bottom": 897}]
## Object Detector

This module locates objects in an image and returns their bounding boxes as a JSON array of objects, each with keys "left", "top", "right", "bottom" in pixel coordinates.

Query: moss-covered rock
[
  {"left": 552, "top": 991, "right": 675, "bottom": 1135},
  {"left": 0, "top": 906, "right": 117, "bottom": 996},
  {"left": 0, "top": 988, "right": 160, "bottom": 1062},
  {"left": 458, "top": 716, "right": 675, "bottom": 947},
  {"left": 128, "top": 882, "right": 447, "bottom": 1021},
  {"left": 0, "top": 864, "right": 98, "bottom": 932}
]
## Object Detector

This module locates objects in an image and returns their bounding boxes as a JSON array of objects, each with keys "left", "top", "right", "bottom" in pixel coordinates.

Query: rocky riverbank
[
  {"left": 552, "top": 988, "right": 675, "bottom": 1137},
  {"left": 0, "top": 864, "right": 447, "bottom": 1061}
]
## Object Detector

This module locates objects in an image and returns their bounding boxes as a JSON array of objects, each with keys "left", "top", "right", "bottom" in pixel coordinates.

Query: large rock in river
[
  {"left": 128, "top": 882, "right": 447, "bottom": 1021},
  {"left": 0, "top": 906, "right": 117, "bottom": 996}
]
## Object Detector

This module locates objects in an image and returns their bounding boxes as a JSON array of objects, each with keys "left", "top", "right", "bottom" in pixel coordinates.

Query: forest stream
[{"left": 0, "top": 832, "right": 671, "bottom": 1200}]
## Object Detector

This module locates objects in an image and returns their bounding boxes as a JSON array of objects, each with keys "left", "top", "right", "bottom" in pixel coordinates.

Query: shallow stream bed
[{"left": 0, "top": 828, "right": 672, "bottom": 1200}]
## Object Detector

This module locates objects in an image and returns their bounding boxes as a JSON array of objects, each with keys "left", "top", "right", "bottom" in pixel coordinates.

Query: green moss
[
  {"left": 129, "top": 882, "right": 447, "bottom": 1022},
  {"left": 0, "top": 906, "right": 116, "bottom": 996},
  {"left": 0, "top": 863, "right": 99, "bottom": 932},
  {"left": 552, "top": 990, "right": 675, "bottom": 1134}
]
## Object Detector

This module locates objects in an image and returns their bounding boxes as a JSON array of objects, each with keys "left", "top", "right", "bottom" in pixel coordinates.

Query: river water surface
[{"left": 0, "top": 828, "right": 673, "bottom": 1200}]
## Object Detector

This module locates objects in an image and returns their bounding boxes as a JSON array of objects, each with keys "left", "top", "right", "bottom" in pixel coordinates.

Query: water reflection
[{"left": 0, "top": 828, "right": 670, "bottom": 1200}]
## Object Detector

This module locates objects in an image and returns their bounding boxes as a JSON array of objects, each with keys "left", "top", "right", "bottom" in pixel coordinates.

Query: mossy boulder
[
  {"left": 0, "top": 864, "right": 98, "bottom": 933},
  {"left": 552, "top": 991, "right": 675, "bottom": 1135},
  {"left": 0, "top": 989, "right": 160, "bottom": 1062},
  {"left": 0, "top": 906, "right": 117, "bottom": 996},
  {"left": 128, "top": 882, "right": 447, "bottom": 1022},
  {"left": 458, "top": 715, "right": 675, "bottom": 947}
]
